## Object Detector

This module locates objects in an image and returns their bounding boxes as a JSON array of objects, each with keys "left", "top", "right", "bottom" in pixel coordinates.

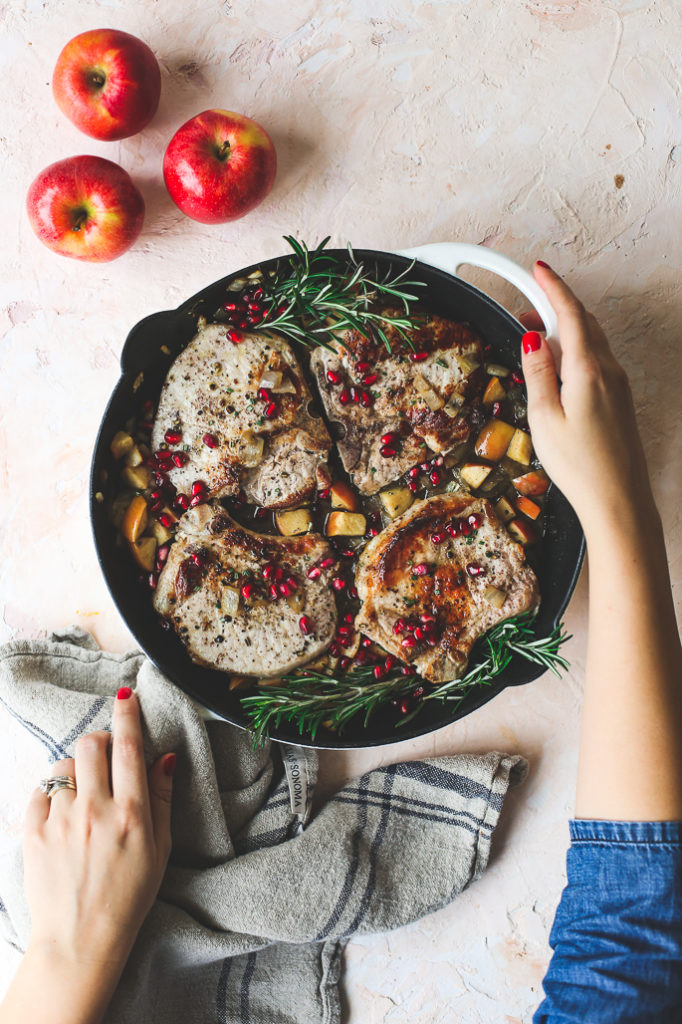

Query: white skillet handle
[{"left": 396, "top": 242, "right": 559, "bottom": 343}]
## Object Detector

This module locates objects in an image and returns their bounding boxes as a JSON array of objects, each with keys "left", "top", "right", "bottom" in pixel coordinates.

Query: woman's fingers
[
  {"left": 44, "top": 756, "right": 78, "bottom": 815},
  {"left": 518, "top": 310, "right": 545, "bottom": 333},
  {"left": 74, "top": 734, "right": 112, "bottom": 805},
  {"left": 532, "top": 262, "right": 609, "bottom": 363},
  {"left": 110, "top": 687, "right": 150, "bottom": 813},
  {"left": 521, "top": 330, "right": 562, "bottom": 419},
  {"left": 147, "top": 753, "right": 175, "bottom": 856}
]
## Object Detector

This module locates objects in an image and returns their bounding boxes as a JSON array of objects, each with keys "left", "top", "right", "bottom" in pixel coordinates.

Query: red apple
[
  {"left": 163, "top": 109, "right": 277, "bottom": 224},
  {"left": 26, "top": 155, "right": 145, "bottom": 262},
  {"left": 52, "top": 29, "right": 161, "bottom": 141}
]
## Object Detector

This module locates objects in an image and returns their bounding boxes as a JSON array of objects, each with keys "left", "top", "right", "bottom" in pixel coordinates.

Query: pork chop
[
  {"left": 151, "top": 323, "right": 331, "bottom": 509},
  {"left": 310, "top": 311, "right": 485, "bottom": 494},
  {"left": 153, "top": 505, "right": 338, "bottom": 677},
  {"left": 355, "top": 493, "right": 539, "bottom": 683}
]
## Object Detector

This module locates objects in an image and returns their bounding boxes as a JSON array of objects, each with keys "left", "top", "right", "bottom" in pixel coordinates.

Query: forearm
[
  {"left": 575, "top": 501, "right": 682, "bottom": 820},
  {"left": 0, "top": 943, "right": 125, "bottom": 1024}
]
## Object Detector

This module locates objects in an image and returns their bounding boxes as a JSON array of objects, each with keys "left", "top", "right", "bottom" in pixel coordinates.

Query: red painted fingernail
[
  {"left": 536, "top": 260, "right": 551, "bottom": 269},
  {"left": 522, "top": 331, "right": 542, "bottom": 354},
  {"left": 116, "top": 686, "right": 133, "bottom": 700},
  {"left": 163, "top": 753, "right": 177, "bottom": 777}
]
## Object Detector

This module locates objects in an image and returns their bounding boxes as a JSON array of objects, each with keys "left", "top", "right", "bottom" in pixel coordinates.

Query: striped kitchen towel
[{"left": 0, "top": 628, "right": 527, "bottom": 1024}]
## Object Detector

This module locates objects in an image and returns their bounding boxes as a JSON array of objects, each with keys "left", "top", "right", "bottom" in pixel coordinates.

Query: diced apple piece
[
  {"left": 414, "top": 374, "right": 444, "bottom": 411},
  {"left": 110, "top": 430, "right": 134, "bottom": 460},
  {"left": 506, "top": 428, "right": 533, "bottom": 466},
  {"left": 484, "top": 362, "right": 511, "bottom": 378},
  {"left": 483, "top": 585, "right": 507, "bottom": 608},
  {"left": 150, "top": 520, "right": 174, "bottom": 545},
  {"left": 512, "top": 469, "right": 550, "bottom": 496},
  {"left": 122, "top": 495, "right": 149, "bottom": 543},
  {"left": 330, "top": 481, "right": 360, "bottom": 512},
  {"left": 218, "top": 586, "right": 240, "bottom": 616},
  {"left": 482, "top": 376, "right": 506, "bottom": 405},
  {"left": 459, "top": 462, "right": 493, "bottom": 490},
  {"left": 455, "top": 353, "right": 480, "bottom": 375},
  {"left": 516, "top": 495, "right": 541, "bottom": 520},
  {"left": 275, "top": 508, "right": 312, "bottom": 536},
  {"left": 507, "top": 517, "right": 539, "bottom": 546},
  {"left": 286, "top": 590, "right": 305, "bottom": 613},
  {"left": 129, "top": 536, "right": 157, "bottom": 571},
  {"left": 121, "top": 465, "right": 152, "bottom": 490},
  {"left": 379, "top": 486, "right": 413, "bottom": 519},
  {"left": 326, "top": 511, "right": 367, "bottom": 536},
  {"left": 443, "top": 392, "right": 464, "bottom": 418},
  {"left": 124, "top": 444, "right": 144, "bottom": 468},
  {"left": 239, "top": 429, "right": 265, "bottom": 467},
  {"left": 475, "top": 419, "right": 516, "bottom": 461},
  {"left": 495, "top": 496, "right": 516, "bottom": 523}
]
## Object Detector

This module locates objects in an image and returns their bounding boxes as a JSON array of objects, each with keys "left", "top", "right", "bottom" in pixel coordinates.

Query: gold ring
[{"left": 39, "top": 775, "right": 77, "bottom": 798}]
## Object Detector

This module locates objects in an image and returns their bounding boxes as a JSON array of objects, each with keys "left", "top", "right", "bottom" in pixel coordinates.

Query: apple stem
[
  {"left": 71, "top": 209, "right": 89, "bottom": 232},
  {"left": 216, "top": 140, "right": 231, "bottom": 162},
  {"left": 90, "top": 70, "right": 106, "bottom": 89}
]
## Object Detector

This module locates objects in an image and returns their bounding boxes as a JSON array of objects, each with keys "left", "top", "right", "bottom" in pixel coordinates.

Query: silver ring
[{"left": 40, "top": 775, "right": 77, "bottom": 798}]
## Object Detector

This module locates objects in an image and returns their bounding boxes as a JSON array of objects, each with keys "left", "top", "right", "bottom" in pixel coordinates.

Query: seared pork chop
[
  {"left": 355, "top": 494, "right": 539, "bottom": 683},
  {"left": 151, "top": 323, "right": 331, "bottom": 509},
  {"left": 310, "top": 311, "right": 485, "bottom": 494},
  {"left": 154, "top": 505, "right": 338, "bottom": 676}
]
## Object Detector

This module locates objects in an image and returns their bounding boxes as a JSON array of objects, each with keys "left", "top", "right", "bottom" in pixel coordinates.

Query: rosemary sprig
[
  {"left": 255, "top": 236, "right": 427, "bottom": 352},
  {"left": 241, "top": 612, "right": 570, "bottom": 744}
]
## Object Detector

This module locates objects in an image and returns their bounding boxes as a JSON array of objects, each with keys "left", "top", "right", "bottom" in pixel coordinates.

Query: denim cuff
[{"left": 570, "top": 818, "right": 682, "bottom": 845}]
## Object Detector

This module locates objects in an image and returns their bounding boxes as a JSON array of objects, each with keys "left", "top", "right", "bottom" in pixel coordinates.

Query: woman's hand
[
  {"left": 23, "top": 687, "right": 174, "bottom": 972},
  {"left": 520, "top": 262, "right": 656, "bottom": 537}
]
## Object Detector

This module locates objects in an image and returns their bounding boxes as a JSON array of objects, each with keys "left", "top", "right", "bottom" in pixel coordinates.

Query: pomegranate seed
[
  {"left": 332, "top": 577, "right": 346, "bottom": 591},
  {"left": 278, "top": 581, "right": 293, "bottom": 597},
  {"left": 355, "top": 360, "right": 371, "bottom": 374},
  {"left": 175, "top": 493, "right": 190, "bottom": 510},
  {"left": 319, "top": 556, "right": 335, "bottom": 569},
  {"left": 373, "top": 665, "right": 386, "bottom": 681},
  {"left": 348, "top": 585, "right": 358, "bottom": 598},
  {"left": 257, "top": 387, "right": 271, "bottom": 402},
  {"left": 339, "top": 548, "right": 355, "bottom": 559},
  {"left": 408, "top": 466, "right": 420, "bottom": 480},
  {"left": 277, "top": 304, "right": 288, "bottom": 315},
  {"left": 236, "top": 319, "right": 249, "bottom": 329},
  {"left": 361, "top": 636, "right": 373, "bottom": 648},
  {"left": 414, "top": 626, "right": 426, "bottom": 640},
  {"left": 344, "top": 611, "right": 354, "bottom": 623},
  {"left": 203, "top": 433, "right": 218, "bottom": 448},
  {"left": 420, "top": 461, "right": 431, "bottom": 472},
  {"left": 362, "top": 373, "right": 378, "bottom": 386},
  {"left": 247, "top": 301, "right": 261, "bottom": 312},
  {"left": 326, "top": 369, "right": 342, "bottom": 385},
  {"left": 172, "top": 452, "right": 189, "bottom": 468},
  {"left": 150, "top": 499, "right": 164, "bottom": 513},
  {"left": 253, "top": 288, "right": 264, "bottom": 301},
  {"left": 164, "top": 429, "right": 182, "bottom": 445},
  {"left": 158, "top": 513, "right": 174, "bottom": 528},
  {"left": 262, "top": 563, "right": 275, "bottom": 580},
  {"left": 409, "top": 350, "right": 428, "bottom": 362},
  {"left": 307, "top": 566, "right": 321, "bottom": 580},
  {"left": 264, "top": 401, "right": 277, "bottom": 418},
  {"left": 430, "top": 530, "right": 446, "bottom": 545},
  {"left": 191, "top": 480, "right": 207, "bottom": 495},
  {"left": 367, "top": 527, "right": 379, "bottom": 537},
  {"left": 274, "top": 567, "right": 284, "bottom": 582},
  {"left": 337, "top": 625, "right": 351, "bottom": 638},
  {"left": 318, "top": 488, "right": 330, "bottom": 500},
  {"left": 191, "top": 552, "right": 205, "bottom": 568},
  {"left": 380, "top": 445, "right": 397, "bottom": 458},
  {"left": 484, "top": 343, "right": 493, "bottom": 354},
  {"left": 189, "top": 494, "right": 205, "bottom": 508},
  {"left": 492, "top": 401, "right": 503, "bottom": 418},
  {"left": 350, "top": 386, "right": 360, "bottom": 403},
  {"left": 432, "top": 455, "right": 444, "bottom": 467},
  {"left": 150, "top": 489, "right": 163, "bottom": 501},
  {"left": 398, "top": 699, "right": 411, "bottom": 714},
  {"left": 247, "top": 312, "right": 262, "bottom": 325},
  {"left": 420, "top": 613, "right": 436, "bottom": 624},
  {"left": 359, "top": 390, "right": 373, "bottom": 407},
  {"left": 412, "top": 685, "right": 425, "bottom": 699},
  {"left": 297, "top": 615, "right": 312, "bottom": 636},
  {"left": 269, "top": 583, "right": 280, "bottom": 600},
  {"left": 157, "top": 544, "right": 170, "bottom": 565},
  {"left": 254, "top": 507, "right": 267, "bottom": 519},
  {"left": 401, "top": 665, "right": 413, "bottom": 676},
  {"left": 466, "top": 562, "right": 485, "bottom": 577},
  {"left": 339, "top": 388, "right": 350, "bottom": 405},
  {"left": 285, "top": 576, "right": 298, "bottom": 591},
  {"left": 401, "top": 635, "right": 417, "bottom": 649},
  {"left": 511, "top": 371, "right": 524, "bottom": 385},
  {"left": 340, "top": 656, "right": 352, "bottom": 670},
  {"left": 468, "top": 513, "right": 483, "bottom": 529},
  {"left": 412, "top": 563, "right": 429, "bottom": 576},
  {"left": 148, "top": 572, "right": 158, "bottom": 590},
  {"left": 447, "top": 521, "right": 461, "bottom": 538},
  {"left": 241, "top": 583, "right": 254, "bottom": 600},
  {"left": 461, "top": 520, "right": 472, "bottom": 536},
  {"left": 429, "top": 470, "right": 442, "bottom": 486},
  {"left": 381, "top": 431, "right": 398, "bottom": 445},
  {"left": 228, "top": 329, "right": 244, "bottom": 343},
  {"left": 393, "top": 618, "right": 407, "bottom": 635},
  {"left": 155, "top": 450, "right": 172, "bottom": 464},
  {"left": 223, "top": 301, "right": 239, "bottom": 312},
  {"left": 329, "top": 642, "right": 341, "bottom": 657},
  {"left": 385, "top": 655, "right": 396, "bottom": 671}
]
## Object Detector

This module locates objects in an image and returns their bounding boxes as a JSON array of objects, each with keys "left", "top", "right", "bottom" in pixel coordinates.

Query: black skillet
[{"left": 90, "top": 242, "right": 584, "bottom": 748}]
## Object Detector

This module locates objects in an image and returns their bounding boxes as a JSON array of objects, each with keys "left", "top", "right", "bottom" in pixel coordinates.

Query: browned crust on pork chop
[
  {"left": 153, "top": 505, "right": 338, "bottom": 676},
  {"left": 310, "top": 311, "right": 486, "bottom": 494},
  {"left": 355, "top": 494, "right": 539, "bottom": 683}
]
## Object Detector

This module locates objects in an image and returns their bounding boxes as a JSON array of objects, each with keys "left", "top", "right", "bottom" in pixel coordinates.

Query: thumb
[
  {"left": 520, "top": 331, "right": 561, "bottom": 420},
  {"left": 148, "top": 752, "right": 175, "bottom": 856}
]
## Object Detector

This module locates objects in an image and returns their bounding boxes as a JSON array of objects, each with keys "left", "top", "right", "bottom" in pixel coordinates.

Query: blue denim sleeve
[{"left": 533, "top": 819, "right": 682, "bottom": 1024}]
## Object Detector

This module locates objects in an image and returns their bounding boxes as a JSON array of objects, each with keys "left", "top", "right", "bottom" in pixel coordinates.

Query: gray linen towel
[{"left": 0, "top": 628, "right": 527, "bottom": 1024}]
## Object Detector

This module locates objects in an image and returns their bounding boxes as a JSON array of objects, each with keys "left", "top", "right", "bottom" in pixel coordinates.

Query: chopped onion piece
[
  {"left": 272, "top": 376, "right": 296, "bottom": 394},
  {"left": 414, "top": 374, "right": 444, "bottom": 411},
  {"left": 485, "top": 363, "right": 511, "bottom": 378},
  {"left": 286, "top": 590, "right": 305, "bottom": 613},
  {"left": 221, "top": 586, "right": 240, "bottom": 615},
  {"left": 239, "top": 429, "right": 265, "bottom": 466},
  {"left": 443, "top": 392, "right": 465, "bottom": 418},
  {"left": 483, "top": 585, "right": 507, "bottom": 608},
  {"left": 259, "top": 369, "right": 283, "bottom": 391},
  {"left": 227, "top": 277, "right": 248, "bottom": 292}
]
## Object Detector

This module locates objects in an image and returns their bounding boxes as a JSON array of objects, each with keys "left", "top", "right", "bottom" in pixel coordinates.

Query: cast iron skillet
[{"left": 90, "top": 242, "right": 584, "bottom": 748}]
